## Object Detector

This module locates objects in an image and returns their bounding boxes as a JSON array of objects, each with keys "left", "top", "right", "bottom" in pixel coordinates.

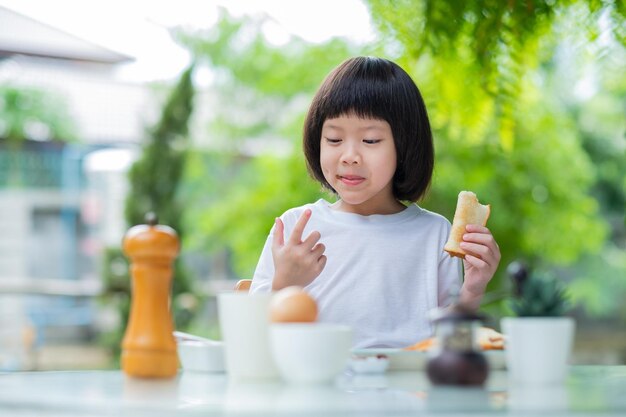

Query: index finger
[
  {"left": 272, "top": 217, "right": 285, "bottom": 248},
  {"left": 465, "top": 224, "right": 490, "bottom": 234},
  {"left": 289, "top": 209, "right": 312, "bottom": 244}
]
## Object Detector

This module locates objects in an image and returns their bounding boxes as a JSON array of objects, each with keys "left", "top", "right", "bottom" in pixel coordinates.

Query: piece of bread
[{"left": 444, "top": 191, "right": 491, "bottom": 259}]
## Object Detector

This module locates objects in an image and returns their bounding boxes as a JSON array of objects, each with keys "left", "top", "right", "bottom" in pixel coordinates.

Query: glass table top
[{"left": 0, "top": 366, "right": 624, "bottom": 416}]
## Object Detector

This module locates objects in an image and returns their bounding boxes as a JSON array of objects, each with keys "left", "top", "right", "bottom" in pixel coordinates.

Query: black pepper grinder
[{"left": 426, "top": 303, "right": 489, "bottom": 386}]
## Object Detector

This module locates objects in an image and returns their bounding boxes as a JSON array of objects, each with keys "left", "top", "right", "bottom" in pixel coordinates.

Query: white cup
[
  {"left": 501, "top": 317, "right": 575, "bottom": 385},
  {"left": 270, "top": 323, "right": 352, "bottom": 384},
  {"left": 218, "top": 292, "right": 278, "bottom": 380}
]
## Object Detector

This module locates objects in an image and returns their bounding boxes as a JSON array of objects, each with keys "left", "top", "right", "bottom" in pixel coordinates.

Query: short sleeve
[
  {"left": 250, "top": 228, "right": 275, "bottom": 293},
  {"left": 437, "top": 253, "right": 462, "bottom": 306}
]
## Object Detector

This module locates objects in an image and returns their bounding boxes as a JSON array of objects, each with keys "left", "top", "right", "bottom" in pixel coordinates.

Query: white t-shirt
[{"left": 250, "top": 199, "right": 462, "bottom": 349}]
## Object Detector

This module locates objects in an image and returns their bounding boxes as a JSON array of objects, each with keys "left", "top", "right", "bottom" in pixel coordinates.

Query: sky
[{"left": 0, "top": 0, "right": 375, "bottom": 82}]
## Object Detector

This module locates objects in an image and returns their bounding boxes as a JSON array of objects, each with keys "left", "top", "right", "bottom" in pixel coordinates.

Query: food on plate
[
  {"left": 444, "top": 191, "right": 491, "bottom": 259},
  {"left": 405, "top": 337, "right": 436, "bottom": 352},
  {"left": 403, "top": 327, "right": 504, "bottom": 351},
  {"left": 477, "top": 327, "right": 505, "bottom": 350},
  {"left": 270, "top": 286, "right": 318, "bottom": 323}
]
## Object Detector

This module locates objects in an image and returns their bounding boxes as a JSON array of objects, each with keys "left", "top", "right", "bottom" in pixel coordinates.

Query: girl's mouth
[{"left": 338, "top": 175, "right": 365, "bottom": 186}]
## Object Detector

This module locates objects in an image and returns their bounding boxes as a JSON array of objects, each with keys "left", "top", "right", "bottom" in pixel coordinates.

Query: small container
[
  {"left": 426, "top": 303, "right": 489, "bottom": 386},
  {"left": 177, "top": 340, "right": 225, "bottom": 373}
]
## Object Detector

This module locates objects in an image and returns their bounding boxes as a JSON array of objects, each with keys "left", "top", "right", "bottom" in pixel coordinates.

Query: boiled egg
[{"left": 270, "top": 286, "right": 318, "bottom": 323}]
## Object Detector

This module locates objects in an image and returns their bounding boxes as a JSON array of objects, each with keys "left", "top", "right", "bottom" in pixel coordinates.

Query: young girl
[{"left": 250, "top": 56, "right": 500, "bottom": 349}]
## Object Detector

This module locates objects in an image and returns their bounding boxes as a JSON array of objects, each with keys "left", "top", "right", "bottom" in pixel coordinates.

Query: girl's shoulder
[
  {"left": 278, "top": 199, "right": 327, "bottom": 225},
  {"left": 411, "top": 204, "right": 450, "bottom": 222},
  {"left": 408, "top": 204, "right": 452, "bottom": 229}
]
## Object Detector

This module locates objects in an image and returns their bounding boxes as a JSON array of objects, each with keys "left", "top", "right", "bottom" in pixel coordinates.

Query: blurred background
[{"left": 0, "top": 0, "right": 623, "bottom": 371}]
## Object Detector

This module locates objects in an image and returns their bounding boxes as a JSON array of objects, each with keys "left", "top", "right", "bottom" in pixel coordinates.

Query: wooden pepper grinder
[{"left": 121, "top": 212, "right": 179, "bottom": 378}]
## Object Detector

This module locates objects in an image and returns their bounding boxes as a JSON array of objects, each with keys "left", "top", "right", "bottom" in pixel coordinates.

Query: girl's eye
[
  {"left": 324, "top": 137, "right": 342, "bottom": 144},
  {"left": 363, "top": 139, "right": 382, "bottom": 144}
]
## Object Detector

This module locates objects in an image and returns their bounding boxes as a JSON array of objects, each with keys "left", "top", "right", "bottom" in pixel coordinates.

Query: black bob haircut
[{"left": 303, "top": 56, "right": 434, "bottom": 202}]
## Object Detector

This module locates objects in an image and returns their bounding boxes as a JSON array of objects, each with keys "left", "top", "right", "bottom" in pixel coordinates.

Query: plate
[{"left": 351, "top": 348, "right": 506, "bottom": 371}]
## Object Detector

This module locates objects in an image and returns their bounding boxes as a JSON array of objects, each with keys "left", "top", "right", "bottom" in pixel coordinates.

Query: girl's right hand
[{"left": 271, "top": 209, "right": 327, "bottom": 291}]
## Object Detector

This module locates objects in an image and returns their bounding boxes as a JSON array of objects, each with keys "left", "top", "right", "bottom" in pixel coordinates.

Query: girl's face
[{"left": 320, "top": 114, "right": 404, "bottom": 215}]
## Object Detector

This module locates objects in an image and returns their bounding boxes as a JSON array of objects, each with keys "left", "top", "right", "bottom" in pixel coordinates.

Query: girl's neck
[{"left": 332, "top": 198, "right": 406, "bottom": 216}]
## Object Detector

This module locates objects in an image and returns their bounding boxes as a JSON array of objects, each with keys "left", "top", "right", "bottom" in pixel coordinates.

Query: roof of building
[{"left": 0, "top": 6, "right": 133, "bottom": 64}]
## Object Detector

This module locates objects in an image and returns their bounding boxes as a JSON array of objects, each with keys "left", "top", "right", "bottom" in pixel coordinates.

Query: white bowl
[
  {"left": 270, "top": 323, "right": 352, "bottom": 384},
  {"left": 177, "top": 340, "right": 225, "bottom": 373}
]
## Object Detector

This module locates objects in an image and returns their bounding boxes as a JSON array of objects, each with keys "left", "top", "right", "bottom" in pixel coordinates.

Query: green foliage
[
  {"left": 510, "top": 273, "right": 570, "bottom": 317},
  {"left": 567, "top": 247, "right": 626, "bottom": 318},
  {"left": 542, "top": 20, "right": 626, "bottom": 320},
  {"left": 365, "top": 0, "right": 625, "bottom": 150},
  {"left": 125, "top": 65, "right": 195, "bottom": 229},
  {"left": 0, "top": 84, "right": 76, "bottom": 142}
]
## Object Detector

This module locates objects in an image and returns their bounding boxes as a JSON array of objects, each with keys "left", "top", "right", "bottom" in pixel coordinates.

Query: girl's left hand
[{"left": 460, "top": 224, "right": 501, "bottom": 296}]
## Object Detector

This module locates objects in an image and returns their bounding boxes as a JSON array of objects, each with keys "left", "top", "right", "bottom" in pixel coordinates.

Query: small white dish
[
  {"left": 177, "top": 340, "right": 225, "bottom": 373},
  {"left": 349, "top": 355, "right": 390, "bottom": 374}
]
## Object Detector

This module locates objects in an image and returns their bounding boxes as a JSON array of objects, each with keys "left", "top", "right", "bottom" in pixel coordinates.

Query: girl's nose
[{"left": 341, "top": 144, "right": 361, "bottom": 165}]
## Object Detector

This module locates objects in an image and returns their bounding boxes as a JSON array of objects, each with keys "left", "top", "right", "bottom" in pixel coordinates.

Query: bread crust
[{"left": 443, "top": 191, "right": 491, "bottom": 259}]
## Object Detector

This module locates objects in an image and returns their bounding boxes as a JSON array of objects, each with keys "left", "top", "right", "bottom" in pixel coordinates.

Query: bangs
[
  {"left": 316, "top": 58, "right": 402, "bottom": 123},
  {"left": 319, "top": 77, "right": 393, "bottom": 122}
]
